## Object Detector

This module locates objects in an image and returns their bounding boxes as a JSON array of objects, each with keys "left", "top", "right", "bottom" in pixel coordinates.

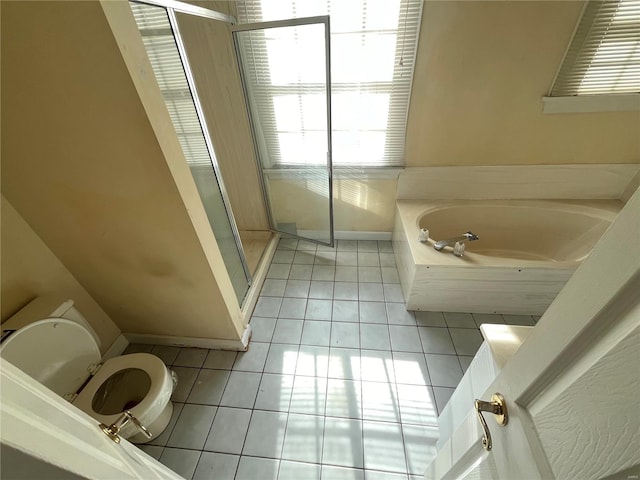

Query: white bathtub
[{"left": 393, "top": 199, "right": 622, "bottom": 315}]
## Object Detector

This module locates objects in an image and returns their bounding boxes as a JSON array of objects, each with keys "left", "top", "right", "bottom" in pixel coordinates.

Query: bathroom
[{"left": 1, "top": 0, "right": 639, "bottom": 479}]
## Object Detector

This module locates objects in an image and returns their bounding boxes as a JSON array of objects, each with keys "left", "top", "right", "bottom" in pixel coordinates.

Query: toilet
[{"left": 0, "top": 297, "right": 176, "bottom": 444}]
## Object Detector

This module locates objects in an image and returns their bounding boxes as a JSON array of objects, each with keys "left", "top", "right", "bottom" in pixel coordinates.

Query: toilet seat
[{"left": 74, "top": 352, "right": 173, "bottom": 435}]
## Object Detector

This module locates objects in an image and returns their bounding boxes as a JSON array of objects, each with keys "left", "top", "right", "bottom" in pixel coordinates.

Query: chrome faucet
[{"left": 434, "top": 231, "right": 479, "bottom": 251}]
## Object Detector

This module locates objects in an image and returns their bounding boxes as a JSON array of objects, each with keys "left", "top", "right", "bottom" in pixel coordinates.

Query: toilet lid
[{"left": 0, "top": 318, "right": 100, "bottom": 396}]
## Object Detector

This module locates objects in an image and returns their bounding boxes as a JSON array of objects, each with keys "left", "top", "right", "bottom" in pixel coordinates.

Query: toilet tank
[{"left": 2, "top": 297, "right": 101, "bottom": 348}]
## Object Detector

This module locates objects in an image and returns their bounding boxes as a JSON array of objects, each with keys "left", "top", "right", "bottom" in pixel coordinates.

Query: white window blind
[
  {"left": 130, "top": 3, "right": 212, "bottom": 167},
  {"left": 551, "top": 0, "right": 640, "bottom": 96},
  {"left": 236, "top": 0, "right": 423, "bottom": 167}
]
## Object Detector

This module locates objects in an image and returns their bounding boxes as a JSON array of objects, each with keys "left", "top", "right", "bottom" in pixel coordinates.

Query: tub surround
[{"left": 393, "top": 199, "right": 621, "bottom": 315}]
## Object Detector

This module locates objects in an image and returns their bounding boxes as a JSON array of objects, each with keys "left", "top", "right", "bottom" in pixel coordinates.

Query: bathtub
[{"left": 393, "top": 199, "right": 622, "bottom": 315}]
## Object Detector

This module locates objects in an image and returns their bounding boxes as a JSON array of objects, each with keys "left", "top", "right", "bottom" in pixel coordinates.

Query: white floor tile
[
  {"left": 289, "top": 376, "right": 327, "bottom": 416},
  {"left": 417, "top": 327, "right": 456, "bottom": 354},
  {"left": 358, "top": 267, "right": 382, "bottom": 283},
  {"left": 360, "top": 350, "right": 395, "bottom": 383},
  {"left": 220, "top": 371, "right": 261, "bottom": 408},
  {"left": 267, "top": 263, "right": 291, "bottom": 279},
  {"left": 402, "top": 424, "right": 438, "bottom": 475},
  {"left": 289, "top": 264, "right": 313, "bottom": 280},
  {"left": 332, "top": 300, "right": 359, "bottom": 323},
  {"left": 322, "top": 465, "right": 365, "bottom": 480},
  {"left": 357, "top": 240, "right": 379, "bottom": 252},
  {"left": 159, "top": 447, "right": 201, "bottom": 479},
  {"left": 328, "top": 348, "right": 361, "bottom": 380},
  {"left": 282, "top": 413, "right": 325, "bottom": 463},
  {"left": 359, "top": 302, "right": 387, "bottom": 324},
  {"left": 264, "top": 344, "right": 299, "bottom": 375},
  {"left": 362, "top": 420, "right": 407, "bottom": 473},
  {"left": 279, "top": 460, "right": 322, "bottom": 480},
  {"left": 333, "top": 282, "right": 359, "bottom": 301},
  {"left": 186, "top": 369, "right": 229, "bottom": 405},
  {"left": 313, "top": 265, "right": 336, "bottom": 281},
  {"left": 152, "top": 345, "right": 180, "bottom": 365},
  {"left": 433, "top": 387, "right": 455, "bottom": 415},
  {"left": 472, "top": 313, "right": 504, "bottom": 327},
  {"left": 242, "top": 410, "right": 288, "bottom": 458},
  {"left": 138, "top": 444, "right": 163, "bottom": 460},
  {"left": 379, "top": 253, "right": 396, "bottom": 267},
  {"left": 236, "top": 456, "right": 280, "bottom": 480},
  {"left": 254, "top": 297, "right": 283, "bottom": 318},
  {"left": 443, "top": 312, "right": 476, "bottom": 329},
  {"left": 381, "top": 267, "right": 400, "bottom": 284},
  {"left": 331, "top": 322, "right": 360, "bottom": 349},
  {"left": 414, "top": 311, "right": 446, "bottom": 328},
  {"left": 296, "top": 346, "right": 330, "bottom": 377},
  {"left": 293, "top": 251, "right": 315, "bottom": 265},
  {"left": 325, "top": 379, "right": 362, "bottom": 419},
  {"left": 389, "top": 326, "right": 423, "bottom": 353},
  {"left": 449, "top": 328, "right": 483, "bottom": 356},
  {"left": 306, "top": 299, "right": 333, "bottom": 321},
  {"left": 174, "top": 348, "right": 208, "bottom": 368},
  {"left": 323, "top": 417, "right": 364, "bottom": 468},
  {"left": 255, "top": 374, "right": 294, "bottom": 412},
  {"left": 284, "top": 280, "right": 311, "bottom": 298},
  {"left": 302, "top": 320, "right": 332, "bottom": 346},
  {"left": 272, "top": 250, "right": 295, "bottom": 263},
  {"left": 335, "top": 266, "right": 359, "bottom": 282},
  {"left": 392, "top": 352, "right": 430, "bottom": 386},
  {"left": 171, "top": 367, "right": 199, "bottom": 403},
  {"left": 337, "top": 252, "right": 358, "bottom": 266},
  {"left": 358, "top": 252, "right": 380, "bottom": 267},
  {"left": 358, "top": 283, "right": 384, "bottom": 303},
  {"left": 167, "top": 404, "right": 217, "bottom": 450},
  {"left": 262, "top": 279, "right": 288, "bottom": 297},
  {"left": 361, "top": 381, "right": 400, "bottom": 423},
  {"left": 250, "top": 317, "right": 277, "bottom": 343},
  {"left": 193, "top": 452, "right": 239, "bottom": 480},
  {"left": 279, "top": 298, "right": 307, "bottom": 319},
  {"left": 396, "top": 384, "right": 438, "bottom": 426},
  {"left": 310, "top": 281, "right": 335, "bottom": 299},
  {"left": 204, "top": 407, "right": 251, "bottom": 454},
  {"left": 425, "top": 354, "right": 463, "bottom": 388},
  {"left": 272, "top": 319, "right": 304, "bottom": 344},
  {"left": 386, "top": 304, "right": 416, "bottom": 326},
  {"left": 383, "top": 284, "right": 404, "bottom": 303},
  {"left": 233, "top": 342, "right": 270, "bottom": 372},
  {"left": 365, "top": 471, "right": 407, "bottom": 480},
  {"left": 360, "top": 324, "right": 391, "bottom": 351}
]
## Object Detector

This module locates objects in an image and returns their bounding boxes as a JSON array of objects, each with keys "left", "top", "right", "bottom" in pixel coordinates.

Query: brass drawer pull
[{"left": 474, "top": 393, "right": 508, "bottom": 451}]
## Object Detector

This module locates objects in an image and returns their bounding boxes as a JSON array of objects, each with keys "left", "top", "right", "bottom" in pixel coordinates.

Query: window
[
  {"left": 237, "top": 0, "right": 423, "bottom": 167},
  {"left": 550, "top": 0, "right": 640, "bottom": 96}
]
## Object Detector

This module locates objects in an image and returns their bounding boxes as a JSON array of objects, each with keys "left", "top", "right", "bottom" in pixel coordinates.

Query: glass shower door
[
  {"left": 232, "top": 17, "right": 334, "bottom": 246},
  {"left": 130, "top": 2, "right": 251, "bottom": 305}
]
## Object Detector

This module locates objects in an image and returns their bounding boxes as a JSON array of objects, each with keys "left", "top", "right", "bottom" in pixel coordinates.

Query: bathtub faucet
[{"left": 434, "top": 231, "right": 479, "bottom": 251}]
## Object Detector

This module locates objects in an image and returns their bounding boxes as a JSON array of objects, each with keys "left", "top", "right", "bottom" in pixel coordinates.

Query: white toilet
[{"left": 0, "top": 297, "right": 176, "bottom": 443}]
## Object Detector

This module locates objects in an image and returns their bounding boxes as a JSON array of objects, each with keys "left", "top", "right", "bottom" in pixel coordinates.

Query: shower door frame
[
  {"left": 231, "top": 16, "right": 335, "bottom": 247},
  {"left": 131, "top": 0, "right": 254, "bottom": 298}
]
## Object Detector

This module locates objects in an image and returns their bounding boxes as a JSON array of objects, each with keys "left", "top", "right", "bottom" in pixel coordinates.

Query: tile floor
[{"left": 127, "top": 239, "right": 538, "bottom": 480}]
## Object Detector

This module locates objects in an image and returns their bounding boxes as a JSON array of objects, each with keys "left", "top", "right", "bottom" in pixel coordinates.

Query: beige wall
[
  {"left": 1, "top": 197, "right": 121, "bottom": 353},
  {"left": 405, "top": 1, "right": 640, "bottom": 167},
  {"left": 1, "top": 1, "right": 242, "bottom": 340},
  {"left": 176, "top": 7, "right": 269, "bottom": 232},
  {"left": 268, "top": 176, "right": 398, "bottom": 232}
]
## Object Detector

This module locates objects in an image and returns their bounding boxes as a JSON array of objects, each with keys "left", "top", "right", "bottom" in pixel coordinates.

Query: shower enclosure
[{"left": 129, "top": 0, "right": 335, "bottom": 308}]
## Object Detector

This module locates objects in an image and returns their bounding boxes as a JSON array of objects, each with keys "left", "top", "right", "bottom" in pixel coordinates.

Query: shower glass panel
[
  {"left": 130, "top": 2, "right": 251, "bottom": 305},
  {"left": 232, "top": 17, "right": 334, "bottom": 246}
]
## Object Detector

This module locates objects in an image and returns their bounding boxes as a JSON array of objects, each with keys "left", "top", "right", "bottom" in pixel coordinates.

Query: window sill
[
  {"left": 542, "top": 94, "right": 640, "bottom": 114},
  {"left": 263, "top": 167, "right": 403, "bottom": 180}
]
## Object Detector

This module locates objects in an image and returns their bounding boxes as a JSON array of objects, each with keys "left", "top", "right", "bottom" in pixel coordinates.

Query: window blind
[
  {"left": 236, "top": 0, "right": 423, "bottom": 167},
  {"left": 130, "top": 3, "right": 212, "bottom": 167},
  {"left": 551, "top": 0, "right": 640, "bottom": 96}
]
